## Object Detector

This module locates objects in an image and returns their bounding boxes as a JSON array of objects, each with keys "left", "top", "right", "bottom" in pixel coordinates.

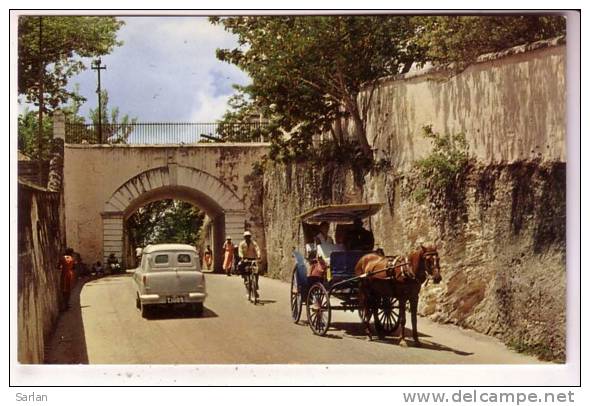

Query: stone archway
[{"left": 101, "top": 164, "right": 246, "bottom": 271}]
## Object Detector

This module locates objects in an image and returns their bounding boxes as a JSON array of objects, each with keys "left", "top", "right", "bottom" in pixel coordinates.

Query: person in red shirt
[
  {"left": 222, "top": 237, "right": 235, "bottom": 276},
  {"left": 58, "top": 248, "right": 76, "bottom": 311}
]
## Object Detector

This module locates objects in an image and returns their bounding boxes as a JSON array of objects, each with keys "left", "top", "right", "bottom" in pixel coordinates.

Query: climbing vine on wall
[
  {"left": 415, "top": 125, "right": 470, "bottom": 193},
  {"left": 414, "top": 125, "right": 471, "bottom": 235}
]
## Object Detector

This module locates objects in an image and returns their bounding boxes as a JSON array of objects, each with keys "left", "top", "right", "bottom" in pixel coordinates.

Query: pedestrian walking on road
[
  {"left": 223, "top": 237, "right": 235, "bottom": 276},
  {"left": 204, "top": 245, "right": 213, "bottom": 270}
]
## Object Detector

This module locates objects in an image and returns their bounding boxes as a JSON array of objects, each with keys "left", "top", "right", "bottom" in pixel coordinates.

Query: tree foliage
[
  {"left": 126, "top": 200, "right": 205, "bottom": 249},
  {"left": 88, "top": 90, "right": 138, "bottom": 143},
  {"left": 18, "top": 84, "right": 87, "bottom": 159},
  {"left": 211, "top": 16, "right": 422, "bottom": 161},
  {"left": 18, "top": 108, "right": 52, "bottom": 159},
  {"left": 411, "top": 15, "right": 566, "bottom": 68},
  {"left": 415, "top": 125, "right": 470, "bottom": 200},
  {"left": 215, "top": 90, "right": 268, "bottom": 142},
  {"left": 18, "top": 87, "right": 136, "bottom": 156},
  {"left": 212, "top": 15, "right": 566, "bottom": 163},
  {"left": 18, "top": 16, "right": 124, "bottom": 111}
]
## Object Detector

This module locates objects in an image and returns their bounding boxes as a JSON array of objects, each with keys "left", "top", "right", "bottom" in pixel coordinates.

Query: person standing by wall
[
  {"left": 57, "top": 248, "right": 76, "bottom": 311},
  {"left": 222, "top": 237, "right": 235, "bottom": 276}
]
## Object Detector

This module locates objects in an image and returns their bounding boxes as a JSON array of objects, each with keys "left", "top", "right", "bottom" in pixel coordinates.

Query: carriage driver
[{"left": 347, "top": 218, "right": 375, "bottom": 251}]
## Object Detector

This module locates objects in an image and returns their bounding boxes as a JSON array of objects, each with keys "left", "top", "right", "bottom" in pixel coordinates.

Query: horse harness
[{"left": 361, "top": 255, "right": 412, "bottom": 282}]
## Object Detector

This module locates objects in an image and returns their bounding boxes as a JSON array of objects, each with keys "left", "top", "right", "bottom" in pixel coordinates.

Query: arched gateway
[
  {"left": 102, "top": 165, "right": 247, "bottom": 271},
  {"left": 62, "top": 136, "right": 269, "bottom": 273}
]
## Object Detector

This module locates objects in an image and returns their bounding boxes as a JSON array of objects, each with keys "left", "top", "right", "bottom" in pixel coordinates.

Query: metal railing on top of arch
[{"left": 64, "top": 122, "right": 268, "bottom": 145}]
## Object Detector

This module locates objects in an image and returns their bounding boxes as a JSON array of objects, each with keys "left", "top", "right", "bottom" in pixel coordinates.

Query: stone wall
[
  {"left": 364, "top": 37, "right": 565, "bottom": 169},
  {"left": 18, "top": 114, "right": 67, "bottom": 364},
  {"left": 17, "top": 182, "right": 65, "bottom": 363},
  {"left": 259, "top": 39, "right": 566, "bottom": 361}
]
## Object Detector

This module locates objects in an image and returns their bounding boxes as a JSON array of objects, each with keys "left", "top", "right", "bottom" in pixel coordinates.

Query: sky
[{"left": 64, "top": 16, "right": 251, "bottom": 123}]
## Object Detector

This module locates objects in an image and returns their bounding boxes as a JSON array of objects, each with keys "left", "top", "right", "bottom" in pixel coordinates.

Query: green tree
[
  {"left": 18, "top": 84, "right": 86, "bottom": 159},
  {"left": 410, "top": 15, "right": 566, "bottom": 68},
  {"left": 213, "top": 15, "right": 565, "bottom": 163},
  {"left": 18, "top": 16, "right": 123, "bottom": 157},
  {"left": 126, "top": 200, "right": 205, "bottom": 249},
  {"left": 18, "top": 16, "right": 123, "bottom": 109},
  {"left": 211, "top": 16, "right": 422, "bottom": 161},
  {"left": 18, "top": 108, "right": 52, "bottom": 159},
  {"left": 88, "top": 90, "right": 137, "bottom": 143},
  {"left": 215, "top": 90, "right": 267, "bottom": 142}
]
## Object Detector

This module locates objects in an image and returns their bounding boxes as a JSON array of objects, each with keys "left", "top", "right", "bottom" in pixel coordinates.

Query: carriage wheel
[
  {"left": 290, "top": 267, "right": 303, "bottom": 323},
  {"left": 306, "top": 283, "right": 331, "bottom": 336},
  {"left": 376, "top": 296, "right": 401, "bottom": 335},
  {"left": 358, "top": 307, "right": 371, "bottom": 323}
]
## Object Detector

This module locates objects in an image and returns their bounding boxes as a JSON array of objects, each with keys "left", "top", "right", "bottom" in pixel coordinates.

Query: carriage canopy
[{"left": 298, "top": 203, "right": 383, "bottom": 224}]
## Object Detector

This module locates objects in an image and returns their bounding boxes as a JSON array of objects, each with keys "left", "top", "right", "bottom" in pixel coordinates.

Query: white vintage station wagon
[{"left": 133, "top": 244, "right": 207, "bottom": 318}]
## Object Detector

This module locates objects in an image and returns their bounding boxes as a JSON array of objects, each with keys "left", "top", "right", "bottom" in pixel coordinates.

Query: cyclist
[{"left": 238, "top": 231, "right": 261, "bottom": 298}]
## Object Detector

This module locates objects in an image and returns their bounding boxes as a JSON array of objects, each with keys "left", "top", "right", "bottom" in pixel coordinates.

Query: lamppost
[{"left": 91, "top": 58, "right": 107, "bottom": 143}]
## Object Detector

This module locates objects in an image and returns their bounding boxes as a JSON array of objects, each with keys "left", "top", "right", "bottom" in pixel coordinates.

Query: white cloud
[
  {"left": 66, "top": 16, "right": 250, "bottom": 122},
  {"left": 190, "top": 91, "right": 234, "bottom": 123}
]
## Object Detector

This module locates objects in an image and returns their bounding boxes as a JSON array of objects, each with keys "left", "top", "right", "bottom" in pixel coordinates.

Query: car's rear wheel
[
  {"left": 141, "top": 303, "right": 152, "bottom": 318},
  {"left": 136, "top": 294, "right": 141, "bottom": 310}
]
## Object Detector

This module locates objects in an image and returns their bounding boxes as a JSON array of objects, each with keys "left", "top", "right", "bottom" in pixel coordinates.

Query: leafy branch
[{"left": 415, "top": 125, "right": 470, "bottom": 200}]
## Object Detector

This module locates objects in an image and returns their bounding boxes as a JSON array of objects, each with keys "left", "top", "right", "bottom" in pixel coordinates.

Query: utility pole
[{"left": 91, "top": 58, "right": 107, "bottom": 143}]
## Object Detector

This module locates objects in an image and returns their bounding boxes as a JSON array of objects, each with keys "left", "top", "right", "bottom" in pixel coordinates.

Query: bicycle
[{"left": 242, "top": 259, "right": 259, "bottom": 304}]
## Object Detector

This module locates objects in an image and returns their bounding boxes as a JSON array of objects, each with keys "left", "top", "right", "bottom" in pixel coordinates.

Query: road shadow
[
  {"left": 331, "top": 322, "right": 430, "bottom": 339},
  {"left": 410, "top": 339, "right": 474, "bottom": 356},
  {"left": 89, "top": 271, "right": 130, "bottom": 278},
  {"left": 83, "top": 273, "right": 131, "bottom": 286},
  {"left": 143, "top": 305, "right": 219, "bottom": 320},
  {"left": 329, "top": 322, "right": 472, "bottom": 356},
  {"left": 253, "top": 299, "right": 277, "bottom": 306},
  {"left": 295, "top": 320, "right": 344, "bottom": 340},
  {"left": 44, "top": 277, "right": 91, "bottom": 364}
]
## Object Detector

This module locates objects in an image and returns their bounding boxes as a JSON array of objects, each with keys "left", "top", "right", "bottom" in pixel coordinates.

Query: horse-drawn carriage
[
  {"left": 289, "top": 203, "right": 442, "bottom": 345},
  {"left": 290, "top": 203, "right": 400, "bottom": 336}
]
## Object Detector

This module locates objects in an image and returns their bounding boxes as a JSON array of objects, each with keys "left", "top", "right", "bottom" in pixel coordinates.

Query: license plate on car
[{"left": 166, "top": 296, "right": 184, "bottom": 304}]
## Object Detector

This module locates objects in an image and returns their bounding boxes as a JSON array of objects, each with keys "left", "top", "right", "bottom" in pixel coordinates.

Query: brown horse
[{"left": 354, "top": 244, "right": 442, "bottom": 346}]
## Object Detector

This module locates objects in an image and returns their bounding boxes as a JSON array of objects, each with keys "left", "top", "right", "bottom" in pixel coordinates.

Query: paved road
[{"left": 46, "top": 272, "right": 543, "bottom": 364}]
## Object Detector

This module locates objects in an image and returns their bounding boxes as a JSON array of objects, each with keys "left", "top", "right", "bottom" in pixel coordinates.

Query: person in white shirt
[{"left": 314, "top": 221, "right": 334, "bottom": 245}]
